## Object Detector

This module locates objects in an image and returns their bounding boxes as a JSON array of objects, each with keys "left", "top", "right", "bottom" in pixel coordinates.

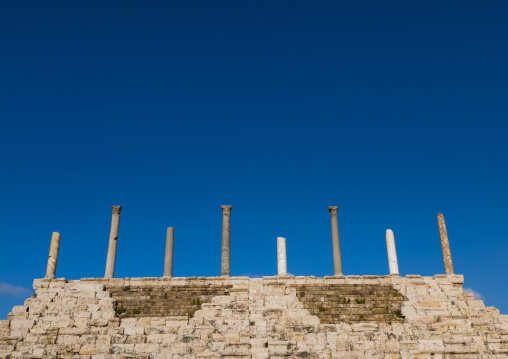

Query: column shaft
[
  {"left": 105, "top": 206, "right": 122, "bottom": 278},
  {"left": 45, "top": 232, "right": 61, "bottom": 279},
  {"left": 329, "top": 206, "right": 342, "bottom": 275},
  {"left": 163, "top": 227, "right": 174, "bottom": 277},
  {"left": 437, "top": 213, "right": 454, "bottom": 275},
  {"left": 221, "top": 205, "right": 232, "bottom": 276},
  {"left": 277, "top": 237, "right": 287, "bottom": 276},
  {"left": 385, "top": 229, "right": 399, "bottom": 275}
]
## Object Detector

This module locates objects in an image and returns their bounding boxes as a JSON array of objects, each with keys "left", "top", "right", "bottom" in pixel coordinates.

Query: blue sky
[{"left": 0, "top": 1, "right": 507, "bottom": 318}]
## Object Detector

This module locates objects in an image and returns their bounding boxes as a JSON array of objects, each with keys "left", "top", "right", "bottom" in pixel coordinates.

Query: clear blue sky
[{"left": 1, "top": 1, "right": 507, "bottom": 318}]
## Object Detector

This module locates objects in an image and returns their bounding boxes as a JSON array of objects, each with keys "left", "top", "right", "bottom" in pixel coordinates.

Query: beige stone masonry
[{"left": 1, "top": 275, "right": 507, "bottom": 359}]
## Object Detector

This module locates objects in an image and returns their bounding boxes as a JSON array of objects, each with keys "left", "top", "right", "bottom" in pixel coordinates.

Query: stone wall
[
  {"left": 292, "top": 280, "right": 404, "bottom": 324},
  {"left": 105, "top": 281, "right": 233, "bottom": 318},
  {"left": 1, "top": 275, "right": 507, "bottom": 358}
]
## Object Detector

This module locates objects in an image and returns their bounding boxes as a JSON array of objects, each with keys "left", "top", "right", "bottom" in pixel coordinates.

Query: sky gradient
[{"left": 0, "top": 1, "right": 507, "bottom": 318}]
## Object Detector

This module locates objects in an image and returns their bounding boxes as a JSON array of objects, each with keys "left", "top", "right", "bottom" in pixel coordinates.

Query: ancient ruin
[{"left": 1, "top": 206, "right": 507, "bottom": 359}]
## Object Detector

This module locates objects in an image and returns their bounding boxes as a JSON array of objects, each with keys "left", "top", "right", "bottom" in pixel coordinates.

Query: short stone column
[
  {"left": 277, "top": 237, "right": 287, "bottom": 276},
  {"left": 105, "top": 206, "right": 122, "bottom": 278},
  {"left": 45, "top": 232, "right": 61, "bottom": 279},
  {"left": 221, "top": 205, "right": 232, "bottom": 276},
  {"left": 163, "top": 227, "right": 174, "bottom": 278},
  {"left": 385, "top": 229, "right": 399, "bottom": 275},
  {"left": 329, "top": 206, "right": 343, "bottom": 276},
  {"left": 437, "top": 213, "right": 454, "bottom": 275}
]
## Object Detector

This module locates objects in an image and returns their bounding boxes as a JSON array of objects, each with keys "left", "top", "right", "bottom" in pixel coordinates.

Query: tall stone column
[
  {"left": 329, "top": 206, "right": 343, "bottom": 276},
  {"left": 437, "top": 213, "right": 454, "bottom": 275},
  {"left": 105, "top": 206, "right": 122, "bottom": 278},
  {"left": 385, "top": 229, "right": 399, "bottom": 275},
  {"left": 45, "top": 232, "right": 61, "bottom": 279},
  {"left": 221, "top": 205, "right": 232, "bottom": 277},
  {"left": 277, "top": 237, "right": 287, "bottom": 276},
  {"left": 163, "top": 227, "right": 174, "bottom": 278}
]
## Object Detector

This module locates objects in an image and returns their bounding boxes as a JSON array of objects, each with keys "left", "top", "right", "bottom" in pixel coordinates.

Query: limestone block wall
[
  {"left": 104, "top": 279, "right": 233, "bottom": 318},
  {"left": 292, "top": 279, "right": 405, "bottom": 324},
  {"left": 1, "top": 275, "right": 507, "bottom": 359}
]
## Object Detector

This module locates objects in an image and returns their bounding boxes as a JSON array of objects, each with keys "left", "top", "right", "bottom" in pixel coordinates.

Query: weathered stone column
[
  {"left": 163, "top": 227, "right": 174, "bottom": 278},
  {"left": 45, "top": 232, "right": 61, "bottom": 279},
  {"left": 277, "top": 237, "right": 287, "bottom": 276},
  {"left": 385, "top": 229, "right": 399, "bottom": 275},
  {"left": 437, "top": 213, "right": 454, "bottom": 275},
  {"left": 221, "top": 205, "right": 232, "bottom": 277},
  {"left": 105, "top": 206, "right": 122, "bottom": 278},
  {"left": 329, "top": 206, "right": 343, "bottom": 276}
]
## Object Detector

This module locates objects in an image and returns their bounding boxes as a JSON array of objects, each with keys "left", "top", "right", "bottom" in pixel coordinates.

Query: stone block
[
  {"left": 417, "top": 339, "right": 444, "bottom": 352},
  {"left": 345, "top": 276, "right": 363, "bottom": 284},
  {"left": 79, "top": 344, "right": 105, "bottom": 355},
  {"left": 351, "top": 323, "right": 379, "bottom": 332},
  {"left": 136, "top": 317, "right": 151, "bottom": 326},
  {"left": 467, "top": 300, "right": 485, "bottom": 308},
  {"left": 120, "top": 318, "right": 137, "bottom": 327},
  {"left": 448, "top": 275, "right": 464, "bottom": 284},
  {"left": 107, "top": 318, "right": 120, "bottom": 327},
  {"left": 144, "top": 326, "right": 170, "bottom": 335},
  {"left": 9, "top": 319, "right": 34, "bottom": 330},
  {"left": 111, "top": 343, "right": 135, "bottom": 354},
  {"left": 90, "top": 318, "right": 109, "bottom": 327},
  {"left": 124, "top": 334, "right": 146, "bottom": 344},
  {"left": 362, "top": 276, "right": 380, "bottom": 285},
  {"left": 123, "top": 325, "right": 145, "bottom": 336},
  {"left": 134, "top": 343, "right": 160, "bottom": 353},
  {"left": 107, "top": 278, "right": 125, "bottom": 286},
  {"left": 10, "top": 306, "right": 27, "bottom": 315},
  {"left": 194, "top": 309, "right": 220, "bottom": 318},
  {"left": 59, "top": 327, "right": 90, "bottom": 335},
  {"left": 165, "top": 316, "right": 188, "bottom": 327}
]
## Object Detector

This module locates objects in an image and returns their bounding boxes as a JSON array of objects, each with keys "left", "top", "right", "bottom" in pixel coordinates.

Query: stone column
[
  {"left": 329, "top": 206, "right": 343, "bottom": 276},
  {"left": 105, "top": 206, "right": 122, "bottom": 278},
  {"left": 277, "top": 237, "right": 287, "bottom": 276},
  {"left": 385, "top": 229, "right": 399, "bottom": 275},
  {"left": 437, "top": 213, "right": 454, "bottom": 275},
  {"left": 45, "top": 232, "right": 61, "bottom": 279},
  {"left": 221, "top": 205, "right": 232, "bottom": 277},
  {"left": 163, "top": 227, "right": 174, "bottom": 278}
]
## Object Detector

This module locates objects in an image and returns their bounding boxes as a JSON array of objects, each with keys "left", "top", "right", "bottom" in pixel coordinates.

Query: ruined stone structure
[
  {"left": 328, "top": 207, "right": 342, "bottom": 276},
  {"left": 1, "top": 206, "right": 507, "bottom": 358},
  {"left": 105, "top": 206, "right": 122, "bottom": 279},
  {"left": 221, "top": 206, "right": 232, "bottom": 277},
  {"left": 2, "top": 275, "right": 507, "bottom": 359}
]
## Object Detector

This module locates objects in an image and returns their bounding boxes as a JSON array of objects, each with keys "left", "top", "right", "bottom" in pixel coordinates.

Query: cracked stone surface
[{"left": 1, "top": 275, "right": 507, "bottom": 358}]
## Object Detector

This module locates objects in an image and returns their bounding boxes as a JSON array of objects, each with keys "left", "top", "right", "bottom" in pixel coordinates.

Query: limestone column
[
  {"left": 45, "top": 232, "right": 61, "bottom": 279},
  {"left": 437, "top": 213, "right": 454, "bottom": 275},
  {"left": 221, "top": 205, "right": 232, "bottom": 276},
  {"left": 385, "top": 229, "right": 399, "bottom": 275},
  {"left": 163, "top": 227, "right": 174, "bottom": 278},
  {"left": 105, "top": 206, "right": 122, "bottom": 278},
  {"left": 329, "top": 206, "right": 343, "bottom": 275},
  {"left": 277, "top": 237, "right": 287, "bottom": 276}
]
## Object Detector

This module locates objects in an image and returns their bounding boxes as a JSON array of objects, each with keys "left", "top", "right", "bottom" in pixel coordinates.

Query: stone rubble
[{"left": 1, "top": 275, "right": 507, "bottom": 358}]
